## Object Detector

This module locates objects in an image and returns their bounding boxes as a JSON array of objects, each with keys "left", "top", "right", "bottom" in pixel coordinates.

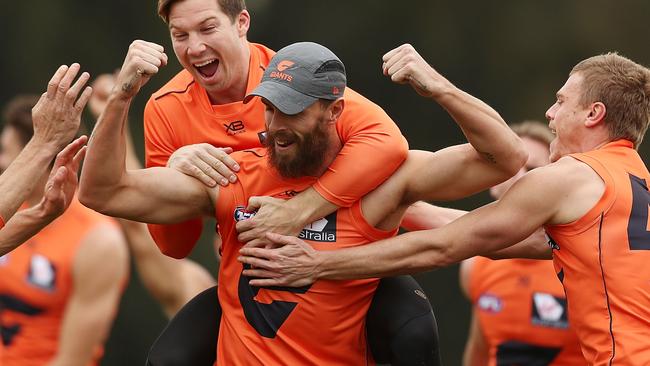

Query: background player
[{"left": 0, "top": 95, "right": 129, "bottom": 366}]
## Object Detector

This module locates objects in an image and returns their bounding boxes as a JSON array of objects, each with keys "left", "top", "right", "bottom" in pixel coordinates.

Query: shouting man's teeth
[
  {"left": 195, "top": 59, "right": 219, "bottom": 78},
  {"left": 195, "top": 59, "right": 216, "bottom": 67}
]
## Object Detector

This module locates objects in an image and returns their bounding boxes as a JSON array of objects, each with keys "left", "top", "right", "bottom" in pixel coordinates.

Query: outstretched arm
[
  {"left": 0, "top": 64, "right": 91, "bottom": 224},
  {"left": 238, "top": 164, "right": 565, "bottom": 286},
  {"left": 0, "top": 136, "right": 86, "bottom": 256},
  {"left": 79, "top": 40, "right": 214, "bottom": 224}
]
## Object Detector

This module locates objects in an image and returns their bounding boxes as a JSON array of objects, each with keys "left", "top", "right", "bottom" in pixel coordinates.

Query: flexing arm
[
  {"left": 401, "top": 201, "right": 466, "bottom": 231},
  {"left": 79, "top": 40, "right": 214, "bottom": 224},
  {"left": 236, "top": 43, "right": 527, "bottom": 244},
  {"left": 144, "top": 100, "right": 211, "bottom": 257},
  {"left": 88, "top": 73, "right": 215, "bottom": 315},
  {"left": 384, "top": 44, "right": 526, "bottom": 201},
  {"left": 0, "top": 64, "right": 91, "bottom": 224},
  {"left": 48, "top": 225, "right": 129, "bottom": 366}
]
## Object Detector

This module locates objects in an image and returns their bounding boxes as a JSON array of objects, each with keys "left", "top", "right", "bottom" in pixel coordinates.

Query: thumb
[{"left": 246, "top": 196, "right": 264, "bottom": 212}]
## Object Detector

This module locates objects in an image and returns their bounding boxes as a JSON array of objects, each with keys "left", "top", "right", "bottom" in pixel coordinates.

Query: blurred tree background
[{"left": 2, "top": 0, "right": 649, "bottom": 364}]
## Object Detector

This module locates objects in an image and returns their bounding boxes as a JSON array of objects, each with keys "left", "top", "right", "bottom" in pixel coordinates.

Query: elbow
[
  {"left": 502, "top": 142, "right": 528, "bottom": 177},
  {"left": 78, "top": 184, "right": 113, "bottom": 215},
  {"left": 78, "top": 185, "right": 101, "bottom": 212}
]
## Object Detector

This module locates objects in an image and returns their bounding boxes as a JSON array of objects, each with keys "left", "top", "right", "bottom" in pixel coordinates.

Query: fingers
[
  {"left": 245, "top": 196, "right": 264, "bottom": 211},
  {"left": 238, "top": 247, "right": 274, "bottom": 263},
  {"left": 54, "top": 135, "right": 88, "bottom": 168},
  {"left": 206, "top": 146, "right": 239, "bottom": 172},
  {"left": 67, "top": 70, "right": 91, "bottom": 107},
  {"left": 236, "top": 226, "right": 259, "bottom": 243},
  {"left": 45, "top": 166, "right": 67, "bottom": 200},
  {"left": 198, "top": 150, "right": 237, "bottom": 185},
  {"left": 128, "top": 40, "right": 167, "bottom": 75},
  {"left": 71, "top": 146, "right": 87, "bottom": 172},
  {"left": 242, "top": 268, "right": 281, "bottom": 279},
  {"left": 55, "top": 63, "right": 81, "bottom": 104},
  {"left": 75, "top": 85, "right": 93, "bottom": 112},
  {"left": 189, "top": 158, "right": 222, "bottom": 186},
  {"left": 46, "top": 65, "right": 69, "bottom": 99},
  {"left": 266, "top": 231, "right": 298, "bottom": 246},
  {"left": 248, "top": 278, "right": 283, "bottom": 287}
]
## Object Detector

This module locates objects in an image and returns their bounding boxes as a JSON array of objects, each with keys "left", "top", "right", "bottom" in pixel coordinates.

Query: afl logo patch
[
  {"left": 27, "top": 254, "right": 56, "bottom": 291},
  {"left": 234, "top": 206, "right": 256, "bottom": 222},
  {"left": 477, "top": 293, "right": 502, "bottom": 313},
  {"left": 531, "top": 292, "right": 569, "bottom": 329}
]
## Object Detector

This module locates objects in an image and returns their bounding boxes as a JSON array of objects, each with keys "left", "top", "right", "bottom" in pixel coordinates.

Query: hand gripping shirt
[
  {"left": 545, "top": 140, "right": 650, "bottom": 365},
  {"left": 213, "top": 148, "right": 397, "bottom": 365}
]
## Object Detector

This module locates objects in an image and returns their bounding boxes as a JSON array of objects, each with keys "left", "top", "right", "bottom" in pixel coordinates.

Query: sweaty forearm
[
  {"left": 80, "top": 96, "right": 131, "bottom": 205},
  {"left": 0, "top": 140, "right": 59, "bottom": 221},
  {"left": 317, "top": 230, "right": 455, "bottom": 280}
]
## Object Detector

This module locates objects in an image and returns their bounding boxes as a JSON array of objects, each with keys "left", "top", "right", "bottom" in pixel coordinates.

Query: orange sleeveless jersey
[
  {"left": 0, "top": 199, "right": 119, "bottom": 365},
  {"left": 469, "top": 257, "right": 584, "bottom": 365},
  {"left": 143, "top": 42, "right": 407, "bottom": 256},
  {"left": 213, "top": 148, "right": 397, "bottom": 365},
  {"left": 545, "top": 140, "right": 650, "bottom": 365}
]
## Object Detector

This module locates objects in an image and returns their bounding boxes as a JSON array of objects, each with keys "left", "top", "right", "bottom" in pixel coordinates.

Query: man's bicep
[
  {"left": 110, "top": 167, "right": 214, "bottom": 224},
  {"left": 454, "top": 172, "right": 558, "bottom": 258},
  {"left": 405, "top": 145, "right": 515, "bottom": 202}
]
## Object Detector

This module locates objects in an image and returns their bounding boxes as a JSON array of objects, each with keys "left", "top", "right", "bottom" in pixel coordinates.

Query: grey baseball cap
[{"left": 244, "top": 42, "right": 346, "bottom": 115}]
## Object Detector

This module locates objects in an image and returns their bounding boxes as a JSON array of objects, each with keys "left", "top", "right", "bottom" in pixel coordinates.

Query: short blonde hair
[{"left": 571, "top": 53, "right": 650, "bottom": 147}]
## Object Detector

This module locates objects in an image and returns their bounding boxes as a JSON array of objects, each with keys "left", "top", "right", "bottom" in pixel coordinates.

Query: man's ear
[
  {"left": 585, "top": 101, "right": 606, "bottom": 128},
  {"left": 237, "top": 10, "right": 251, "bottom": 37},
  {"left": 326, "top": 98, "right": 345, "bottom": 124}
]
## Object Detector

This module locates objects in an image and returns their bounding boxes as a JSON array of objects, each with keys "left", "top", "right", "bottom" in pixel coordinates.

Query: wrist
[
  {"left": 26, "top": 135, "right": 62, "bottom": 155},
  {"left": 430, "top": 80, "right": 456, "bottom": 102}
]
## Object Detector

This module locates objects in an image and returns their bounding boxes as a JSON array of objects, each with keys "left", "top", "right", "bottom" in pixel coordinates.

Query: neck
[
  {"left": 313, "top": 130, "right": 343, "bottom": 177},
  {"left": 580, "top": 128, "right": 613, "bottom": 153}
]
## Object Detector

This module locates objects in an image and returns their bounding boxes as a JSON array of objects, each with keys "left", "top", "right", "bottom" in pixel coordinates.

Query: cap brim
[{"left": 244, "top": 81, "right": 318, "bottom": 115}]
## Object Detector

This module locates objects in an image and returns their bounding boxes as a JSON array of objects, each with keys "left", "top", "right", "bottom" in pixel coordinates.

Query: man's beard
[{"left": 266, "top": 121, "right": 331, "bottom": 179}]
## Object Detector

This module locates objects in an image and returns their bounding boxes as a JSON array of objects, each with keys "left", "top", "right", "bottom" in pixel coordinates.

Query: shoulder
[
  {"left": 251, "top": 42, "right": 275, "bottom": 66},
  {"left": 339, "top": 87, "right": 389, "bottom": 119},
  {"left": 514, "top": 157, "right": 605, "bottom": 224},
  {"left": 73, "top": 221, "right": 128, "bottom": 281},
  {"left": 150, "top": 69, "right": 196, "bottom": 102}
]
